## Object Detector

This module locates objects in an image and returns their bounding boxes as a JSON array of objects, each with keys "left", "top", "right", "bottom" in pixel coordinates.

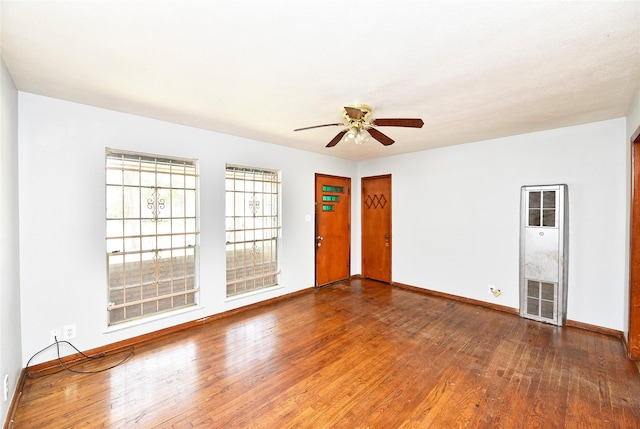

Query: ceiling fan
[{"left": 294, "top": 104, "right": 424, "bottom": 147}]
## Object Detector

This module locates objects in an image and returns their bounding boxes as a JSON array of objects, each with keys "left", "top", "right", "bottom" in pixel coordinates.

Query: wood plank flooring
[{"left": 11, "top": 279, "right": 640, "bottom": 428}]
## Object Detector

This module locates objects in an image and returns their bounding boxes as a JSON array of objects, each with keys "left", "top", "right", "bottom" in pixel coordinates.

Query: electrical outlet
[
  {"left": 50, "top": 329, "right": 60, "bottom": 344},
  {"left": 3, "top": 374, "right": 9, "bottom": 402},
  {"left": 488, "top": 285, "right": 502, "bottom": 297},
  {"left": 63, "top": 324, "right": 76, "bottom": 340}
]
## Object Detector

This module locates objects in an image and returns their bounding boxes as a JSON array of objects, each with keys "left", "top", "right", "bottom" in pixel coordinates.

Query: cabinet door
[{"left": 520, "top": 185, "right": 568, "bottom": 326}]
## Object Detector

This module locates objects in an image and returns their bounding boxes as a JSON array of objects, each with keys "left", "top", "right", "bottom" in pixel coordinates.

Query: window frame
[
  {"left": 225, "top": 164, "right": 281, "bottom": 297},
  {"left": 105, "top": 148, "right": 200, "bottom": 325}
]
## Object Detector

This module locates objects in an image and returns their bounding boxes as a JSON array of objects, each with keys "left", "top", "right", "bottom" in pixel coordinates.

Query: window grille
[
  {"left": 106, "top": 149, "right": 199, "bottom": 325},
  {"left": 225, "top": 165, "right": 281, "bottom": 297}
]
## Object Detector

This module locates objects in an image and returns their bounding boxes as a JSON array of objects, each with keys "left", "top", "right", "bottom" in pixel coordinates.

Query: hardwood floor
[{"left": 11, "top": 279, "right": 640, "bottom": 428}]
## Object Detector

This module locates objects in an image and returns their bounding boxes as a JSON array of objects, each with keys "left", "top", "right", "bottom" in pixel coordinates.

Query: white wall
[
  {"left": 359, "top": 118, "right": 627, "bottom": 331},
  {"left": 18, "top": 93, "right": 357, "bottom": 366},
  {"left": 15, "top": 90, "right": 633, "bottom": 369},
  {"left": 0, "top": 56, "right": 22, "bottom": 424}
]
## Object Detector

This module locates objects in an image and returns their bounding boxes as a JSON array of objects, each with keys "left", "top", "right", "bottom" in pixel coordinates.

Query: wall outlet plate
[
  {"left": 3, "top": 374, "right": 8, "bottom": 402},
  {"left": 50, "top": 329, "right": 60, "bottom": 344},
  {"left": 63, "top": 324, "right": 76, "bottom": 340}
]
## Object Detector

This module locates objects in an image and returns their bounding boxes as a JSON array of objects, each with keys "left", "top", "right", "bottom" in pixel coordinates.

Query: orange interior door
[
  {"left": 315, "top": 174, "right": 351, "bottom": 286},
  {"left": 362, "top": 174, "right": 392, "bottom": 283}
]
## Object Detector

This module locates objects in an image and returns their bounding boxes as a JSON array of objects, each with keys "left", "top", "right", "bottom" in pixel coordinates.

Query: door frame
[{"left": 629, "top": 125, "right": 640, "bottom": 360}]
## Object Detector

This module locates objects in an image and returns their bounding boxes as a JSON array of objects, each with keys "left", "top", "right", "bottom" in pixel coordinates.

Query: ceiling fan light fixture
[
  {"left": 354, "top": 129, "right": 369, "bottom": 145},
  {"left": 345, "top": 126, "right": 359, "bottom": 142}
]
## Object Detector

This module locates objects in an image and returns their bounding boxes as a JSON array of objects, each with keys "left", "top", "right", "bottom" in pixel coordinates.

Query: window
[
  {"left": 106, "top": 149, "right": 199, "bottom": 325},
  {"left": 225, "top": 165, "right": 280, "bottom": 297}
]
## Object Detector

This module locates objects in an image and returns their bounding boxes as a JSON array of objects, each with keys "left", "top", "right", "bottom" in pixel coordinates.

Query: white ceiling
[{"left": 1, "top": 1, "right": 639, "bottom": 161}]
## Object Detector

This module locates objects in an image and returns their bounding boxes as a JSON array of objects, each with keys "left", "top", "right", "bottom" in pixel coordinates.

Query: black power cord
[
  {"left": 7, "top": 338, "right": 134, "bottom": 428},
  {"left": 25, "top": 336, "right": 134, "bottom": 379}
]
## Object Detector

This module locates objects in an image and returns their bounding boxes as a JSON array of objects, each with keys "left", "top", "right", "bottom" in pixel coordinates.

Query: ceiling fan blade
[
  {"left": 294, "top": 123, "right": 343, "bottom": 131},
  {"left": 367, "top": 128, "right": 395, "bottom": 146},
  {"left": 371, "top": 118, "right": 424, "bottom": 128},
  {"left": 344, "top": 106, "right": 365, "bottom": 120},
  {"left": 326, "top": 130, "right": 348, "bottom": 147}
]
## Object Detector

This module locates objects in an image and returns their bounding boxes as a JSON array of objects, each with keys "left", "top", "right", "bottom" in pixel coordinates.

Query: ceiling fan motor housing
[{"left": 343, "top": 104, "right": 372, "bottom": 124}]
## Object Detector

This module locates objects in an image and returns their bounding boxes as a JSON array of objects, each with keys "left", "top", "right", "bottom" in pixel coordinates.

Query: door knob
[{"left": 317, "top": 236, "right": 323, "bottom": 240}]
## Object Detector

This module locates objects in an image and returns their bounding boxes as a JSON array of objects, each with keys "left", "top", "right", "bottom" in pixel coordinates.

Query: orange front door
[
  {"left": 362, "top": 175, "right": 392, "bottom": 283},
  {"left": 315, "top": 174, "right": 351, "bottom": 286}
]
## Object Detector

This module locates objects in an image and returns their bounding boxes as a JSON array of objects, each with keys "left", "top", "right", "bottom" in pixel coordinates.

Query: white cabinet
[{"left": 519, "top": 185, "right": 568, "bottom": 326}]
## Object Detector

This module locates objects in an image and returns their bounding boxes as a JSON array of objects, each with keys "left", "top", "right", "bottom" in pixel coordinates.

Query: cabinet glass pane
[
  {"left": 542, "top": 209, "right": 556, "bottom": 227},
  {"left": 529, "top": 192, "right": 541, "bottom": 208},
  {"left": 541, "top": 300, "right": 554, "bottom": 319},
  {"left": 529, "top": 210, "right": 541, "bottom": 227},
  {"left": 543, "top": 191, "right": 556, "bottom": 208},
  {"left": 541, "top": 282, "right": 555, "bottom": 300}
]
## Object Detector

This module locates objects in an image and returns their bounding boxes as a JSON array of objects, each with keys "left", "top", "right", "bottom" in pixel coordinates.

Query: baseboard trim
[
  {"left": 621, "top": 332, "right": 635, "bottom": 360},
  {"left": 3, "top": 368, "right": 26, "bottom": 429},
  {"left": 391, "top": 281, "right": 624, "bottom": 340},
  {"left": 25, "top": 286, "right": 315, "bottom": 376},
  {"left": 391, "top": 281, "right": 519, "bottom": 316},
  {"left": 565, "top": 319, "right": 623, "bottom": 339}
]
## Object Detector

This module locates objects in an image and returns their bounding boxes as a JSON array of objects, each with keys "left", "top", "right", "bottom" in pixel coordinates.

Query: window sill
[
  {"left": 103, "top": 304, "right": 204, "bottom": 334},
  {"left": 225, "top": 284, "right": 284, "bottom": 302}
]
